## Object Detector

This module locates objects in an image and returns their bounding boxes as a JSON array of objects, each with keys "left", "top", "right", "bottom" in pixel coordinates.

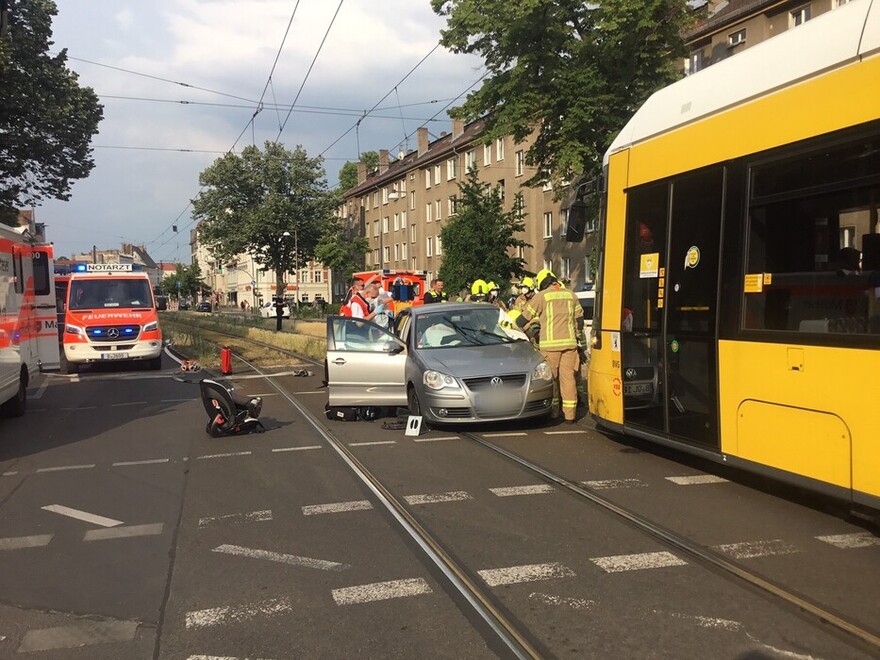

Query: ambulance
[
  {"left": 61, "top": 263, "right": 163, "bottom": 374},
  {"left": 351, "top": 269, "right": 428, "bottom": 315},
  {"left": 1, "top": 225, "right": 60, "bottom": 417}
]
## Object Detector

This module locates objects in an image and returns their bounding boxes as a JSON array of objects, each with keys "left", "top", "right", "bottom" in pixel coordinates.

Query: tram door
[{"left": 622, "top": 168, "right": 723, "bottom": 448}]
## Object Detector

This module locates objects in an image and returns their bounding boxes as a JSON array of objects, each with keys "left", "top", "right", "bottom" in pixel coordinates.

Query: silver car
[{"left": 325, "top": 302, "right": 554, "bottom": 424}]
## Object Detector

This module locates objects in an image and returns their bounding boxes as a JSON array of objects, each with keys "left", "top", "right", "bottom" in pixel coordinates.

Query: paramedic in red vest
[{"left": 348, "top": 281, "right": 378, "bottom": 321}]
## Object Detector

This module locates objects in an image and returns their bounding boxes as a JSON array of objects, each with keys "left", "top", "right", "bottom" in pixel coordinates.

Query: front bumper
[
  {"left": 420, "top": 381, "right": 554, "bottom": 424},
  {"left": 63, "top": 339, "right": 163, "bottom": 364}
]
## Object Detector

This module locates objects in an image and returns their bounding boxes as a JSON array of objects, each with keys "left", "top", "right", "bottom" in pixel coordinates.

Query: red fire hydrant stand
[{"left": 221, "top": 346, "right": 233, "bottom": 375}]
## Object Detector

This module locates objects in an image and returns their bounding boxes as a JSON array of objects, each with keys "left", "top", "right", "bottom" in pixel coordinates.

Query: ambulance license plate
[{"left": 101, "top": 352, "right": 130, "bottom": 360}]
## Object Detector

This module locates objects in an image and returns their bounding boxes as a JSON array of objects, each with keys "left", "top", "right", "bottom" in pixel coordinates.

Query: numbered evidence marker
[{"left": 405, "top": 416, "right": 425, "bottom": 437}]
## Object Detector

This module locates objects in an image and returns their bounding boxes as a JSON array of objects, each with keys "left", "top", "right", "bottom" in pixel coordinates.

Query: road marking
[
  {"left": 197, "top": 451, "right": 252, "bottom": 460},
  {"left": 413, "top": 435, "right": 459, "bottom": 443},
  {"left": 161, "top": 398, "right": 195, "bottom": 403},
  {"left": 490, "top": 485, "right": 554, "bottom": 497},
  {"left": 17, "top": 620, "right": 139, "bottom": 653},
  {"left": 332, "top": 578, "right": 432, "bottom": 605},
  {"left": 188, "top": 656, "right": 278, "bottom": 660},
  {"left": 665, "top": 475, "right": 728, "bottom": 485},
  {"left": 582, "top": 479, "right": 647, "bottom": 490},
  {"left": 543, "top": 430, "right": 587, "bottom": 435},
  {"left": 213, "top": 544, "right": 349, "bottom": 571},
  {"left": 404, "top": 491, "right": 472, "bottom": 505},
  {"left": 302, "top": 500, "right": 373, "bottom": 516},
  {"left": 666, "top": 611, "right": 743, "bottom": 632},
  {"left": 41, "top": 505, "right": 123, "bottom": 528},
  {"left": 199, "top": 510, "right": 273, "bottom": 529},
  {"left": 479, "top": 562, "right": 575, "bottom": 587},
  {"left": 349, "top": 440, "right": 396, "bottom": 447},
  {"left": 816, "top": 532, "right": 880, "bottom": 549},
  {"left": 30, "top": 380, "right": 49, "bottom": 400},
  {"left": 591, "top": 551, "right": 687, "bottom": 573},
  {"left": 112, "top": 458, "right": 171, "bottom": 467},
  {"left": 529, "top": 592, "right": 594, "bottom": 610},
  {"left": 0, "top": 534, "right": 53, "bottom": 550},
  {"left": 272, "top": 445, "right": 322, "bottom": 452},
  {"left": 36, "top": 464, "right": 96, "bottom": 473},
  {"left": 110, "top": 401, "right": 148, "bottom": 408},
  {"left": 185, "top": 597, "right": 292, "bottom": 629},
  {"left": 84, "top": 523, "right": 164, "bottom": 541},
  {"left": 2, "top": 471, "right": 17, "bottom": 477},
  {"left": 482, "top": 432, "right": 527, "bottom": 438},
  {"left": 713, "top": 539, "right": 799, "bottom": 560},
  {"left": 61, "top": 406, "right": 96, "bottom": 410}
]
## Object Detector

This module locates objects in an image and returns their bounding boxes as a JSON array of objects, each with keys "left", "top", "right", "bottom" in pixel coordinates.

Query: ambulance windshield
[{"left": 69, "top": 279, "right": 154, "bottom": 310}]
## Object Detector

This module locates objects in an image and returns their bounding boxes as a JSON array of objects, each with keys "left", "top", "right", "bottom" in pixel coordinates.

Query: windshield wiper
[{"left": 442, "top": 316, "right": 515, "bottom": 344}]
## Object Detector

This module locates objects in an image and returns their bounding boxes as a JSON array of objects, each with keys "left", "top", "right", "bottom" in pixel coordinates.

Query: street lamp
[{"left": 283, "top": 230, "right": 299, "bottom": 312}]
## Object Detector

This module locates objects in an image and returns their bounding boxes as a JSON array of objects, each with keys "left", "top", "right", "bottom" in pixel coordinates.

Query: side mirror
[{"left": 383, "top": 341, "right": 405, "bottom": 355}]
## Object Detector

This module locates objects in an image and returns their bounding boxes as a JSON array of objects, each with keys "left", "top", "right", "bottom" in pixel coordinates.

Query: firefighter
[
  {"left": 469, "top": 279, "right": 489, "bottom": 302},
  {"left": 512, "top": 277, "right": 535, "bottom": 312},
  {"left": 515, "top": 270, "right": 584, "bottom": 423}
]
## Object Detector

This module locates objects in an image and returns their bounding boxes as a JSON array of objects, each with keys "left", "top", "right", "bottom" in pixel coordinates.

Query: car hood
[{"left": 418, "top": 341, "right": 541, "bottom": 378}]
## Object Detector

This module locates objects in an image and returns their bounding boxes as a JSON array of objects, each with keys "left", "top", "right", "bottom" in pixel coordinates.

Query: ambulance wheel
[
  {"left": 1, "top": 368, "right": 27, "bottom": 417},
  {"left": 62, "top": 355, "right": 78, "bottom": 375},
  {"left": 148, "top": 356, "right": 162, "bottom": 370}
]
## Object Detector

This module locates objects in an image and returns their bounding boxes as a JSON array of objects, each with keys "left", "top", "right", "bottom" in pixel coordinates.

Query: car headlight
[
  {"left": 423, "top": 370, "right": 460, "bottom": 391},
  {"left": 143, "top": 321, "right": 158, "bottom": 332},
  {"left": 65, "top": 323, "right": 84, "bottom": 336},
  {"left": 532, "top": 361, "right": 552, "bottom": 382}
]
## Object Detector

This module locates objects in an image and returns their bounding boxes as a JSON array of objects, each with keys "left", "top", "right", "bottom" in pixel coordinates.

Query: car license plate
[
  {"left": 624, "top": 382, "right": 653, "bottom": 396},
  {"left": 100, "top": 352, "right": 130, "bottom": 360},
  {"left": 478, "top": 391, "right": 520, "bottom": 410}
]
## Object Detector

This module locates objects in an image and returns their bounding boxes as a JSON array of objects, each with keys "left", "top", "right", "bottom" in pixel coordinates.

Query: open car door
[{"left": 326, "top": 316, "right": 408, "bottom": 408}]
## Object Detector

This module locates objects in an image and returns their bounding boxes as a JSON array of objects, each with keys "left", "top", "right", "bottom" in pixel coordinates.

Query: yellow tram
[{"left": 587, "top": 2, "right": 880, "bottom": 510}]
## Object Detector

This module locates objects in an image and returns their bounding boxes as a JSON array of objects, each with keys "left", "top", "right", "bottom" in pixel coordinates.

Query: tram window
[{"left": 745, "top": 185, "right": 880, "bottom": 337}]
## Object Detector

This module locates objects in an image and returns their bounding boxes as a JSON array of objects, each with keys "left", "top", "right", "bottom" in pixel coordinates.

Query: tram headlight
[
  {"left": 532, "top": 361, "right": 552, "bottom": 382},
  {"left": 65, "top": 323, "right": 84, "bottom": 337},
  {"left": 423, "top": 370, "right": 460, "bottom": 391}
]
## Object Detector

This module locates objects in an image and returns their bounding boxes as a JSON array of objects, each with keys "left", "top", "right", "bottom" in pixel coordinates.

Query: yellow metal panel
[
  {"left": 719, "top": 340, "right": 880, "bottom": 498},
  {"left": 628, "top": 57, "right": 880, "bottom": 186}
]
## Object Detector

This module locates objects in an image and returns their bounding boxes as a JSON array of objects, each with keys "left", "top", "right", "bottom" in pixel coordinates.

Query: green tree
[
  {"left": 438, "top": 166, "right": 529, "bottom": 293},
  {"left": 337, "top": 150, "right": 380, "bottom": 192},
  {"left": 315, "top": 211, "right": 369, "bottom": 288},
  {"left": 431, "top": 0, "right": 691, "bottom": 186},
  {"left": 161, "top": 263, "right": 208, "bottom": 301},
  {"left": 0, "top": 0, "right": 103, "bottom": 225},
  {"left": 192, "top": 142, "right": 336, "bottom": 297}
]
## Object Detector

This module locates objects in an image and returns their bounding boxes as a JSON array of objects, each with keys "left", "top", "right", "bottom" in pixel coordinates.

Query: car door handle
[{"left": 332, "top": 358, "right": 346, "bottom": 365}]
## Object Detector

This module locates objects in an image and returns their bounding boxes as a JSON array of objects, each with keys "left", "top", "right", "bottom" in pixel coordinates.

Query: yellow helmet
[
  {"left": 471, "top": 279, "right": 488, "bottom": 296},
  {"left": 520, "top": 276, "right": 534, "bottom": 289},
  {"left": 487, "top": 281, "right": 499, "bottom": 291},
  {"left": 536, "top": 269, "right": 557, "bottom": 290}
]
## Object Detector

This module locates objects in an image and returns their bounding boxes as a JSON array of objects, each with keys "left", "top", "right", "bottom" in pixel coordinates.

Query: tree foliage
[
  {"left": 314, "top": 212, "right": 369, "bottom": 289},
  {"left": 192, "top": 142, "right": 336, "bottom": 296},
  {"left": 0, "top": 0, "right": 103, "bottom": 225},
  {"left": 438, "top": 166, "right": 529, "bottom": 293},
  {"left": 431, "top": 0, "right": 691, "bottom": 186},
  {"left": 161, "top": 262, "right": 208, "bottom": 301},
  {"left": 337, "top": 150, "right": 379, "bottom": 192}
]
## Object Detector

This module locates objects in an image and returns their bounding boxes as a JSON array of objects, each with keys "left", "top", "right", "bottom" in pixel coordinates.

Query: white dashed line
[
  {"left": 198, "top": 510, "right": 273, "bottom": 529},
  {"left": 490, "top": 485, "right": 555, "bottom": 497},
  {"left": 665, "top": 475, "right": 728, "bottom": 485},
  {"left": 83, "top": 523, "right": 164, "bottom": 542},
  {"left": 36, "top": 464, "right": 95, "bottom": 473},
  {"left": 713, "top": 539, "right": 799, "bottom": 560},
  {"left": 543, "top": 430, "right": 587, "bottom": 435},
  {"left": 591, "top": 551, "right": 687, "bottom": 573},
  {"left": 185, "top": 598, "right": 292, "bottom": 629},
  {"left": 413, "top": 436, "right": 459, "bottom": 443},
  {"left": 404, "top": 491, "right": 472, "bottom": 505},
  {"left": 482, "top": 432, "right": 527, "bottom": 438},
  {"left": 197, "top": 451, "right": 252, "bottom": 460},
  {"left": 332, "top": 578, "right": 432, "bottom": 605},
  {"left": 2, "top": 471, "right": 17, "bottom": 477},
  {"left": 302, "top": 500, "right": 373, "bottom": 516},
  {"left": 349, "top": 441, "right": 396, "bottom": 447},
  {"left": 41, "top": 505, "right": 123, "bottom": 528},
  {"left": 111, "top": 401, "right": 148, "bottom": 408},
  {"left": 582, "top": 479, "right": 646, "bottom": 490},
  {"left": 212, "top": 544, "right": 349, "bottom": 572},
  {"left": 188, "top": 656, "right": 278, "bottom": 660},
  {"left": 529, "top": 592, "right": 594, "bottom": 610},
  {"left": 0, "top": 534, "right": 53, "bottom": 551},
  {"left": 271, "top": 445, "right": 322, "bottom": 452},
  {"left": 668, "top": 612, "right": 743, "bottom": 632},
  {"left": 30, "top": 380, "right": 48, "bottom": 400},
  {"left": 816, "top": 532, "right": 880, "bottom": 549},
  {"left": 112, "top": 458, "right": 170, "bottom": 467},
  {"left": 479, "top": 562, "right": 575, "bottom": 586}
]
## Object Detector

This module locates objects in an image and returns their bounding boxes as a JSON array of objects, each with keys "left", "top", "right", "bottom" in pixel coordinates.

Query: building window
[
  {"left": 728, "top": 28, "right": 746, "bottom": 47},
  {"left": 688, "top": 50, "right": 703, "bottom": 75},
  {"left": 436, "top": 235, "right": 442, "bottom": 255},
  {"left": 394, "top": 243, "right": 400, "bottom": 262},
  {"left": 301, "top": 293, "right": 309, "bottom": 302},
  {"left": 515, "top": 150, "right": 525, "bottom": 177},
  {"left": 434, "top": 199, "right": 442, "bottom": 221},
  {"left": 542, "top": 179, "right": 553, "bottom": 192},
  {"left": 382, "top": 188, "right": 389, "bottom": 204},
  {"left": 448, "top": 196, "right": 459, "bottom": 216},
  {"left": 543, "top": 259, "right": 552, "bottom": 272},
  {"left": 411, "top": 257, "right": 417, "bottom": 271},
  {"left": 543, "top": 212, "right": 553, "bottom": 239},
  {"left": 447, "top": 157, "right": 458, "bottom": 180},
  {"left": 560, "top": 258, "right": 571, "bottom": 280},
  {"left": 497, "top": 179, "right": 505, "bottom": 202},
  {"left": 374, "top": 249, "right": 380, "bottom": 265},
  {"left": 425, "top": 202, "right": 433, "bottom": 223},
  {"left": 393, "top": 213, "right": 399, "bottom": 232},
  {"left": 465, "top": 150, "right": 476, "bottom": 171},
  {"left": 424, "top": 168, "right": 431, "bottom": 189},
  {"left": 433, "top": 164, "right": 441, "bottom": 185},
  {"left": 400, "top": 211, "right": 407, "bottom": 229},
  {"left": 483, "top": 143, "right": 492, "bottom": 166},
  {"left": 410, "top": 223, "right": 417, "bottom": 243},
  {"left": 584, "top": 257, "right": 593, "bottom": 283},
  {"left": 402, "top": 242, "right": 408, "bottom": 260},
  {"left": 382, "top": 216, "right": 389, "bottom": 233},
  {"left": 373, "top": 220, "right": 379, "bottom": 237},
  {"left": 496, "top": 138, "right": 505, "bottom": 161},
  {"left": 790, "top": 5, "right": 811, "bottom": 27},
  {"left": 426, "top": 236, "right": 434, "bottom": 257},
  {"left": 383, "top": 246, "right": 390, "bottom": 263},
  {"left": 410, "top": 191, "right": 415, "bottom": 210},
  {"left": 314, "top": 270, "right": 322, "bottom": 283}
]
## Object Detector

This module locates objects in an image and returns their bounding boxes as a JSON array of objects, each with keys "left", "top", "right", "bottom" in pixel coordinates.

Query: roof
[
  {"left": 685, "top": 0, "right": 782, "bottom": 42},
  {"left": 607, "top": 1, "right": 878, "bottom": 160},
  {"left": 131, "top": 245, "right": 158, "bottom": 269}
]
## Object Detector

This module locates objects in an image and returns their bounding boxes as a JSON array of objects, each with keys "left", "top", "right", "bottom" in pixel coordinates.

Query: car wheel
[
  {"left": 1, "top": 368, "right": 27, "bottom": 417},
  {"left": 406, "top": 384, "right": 421, "bottom": 417}
]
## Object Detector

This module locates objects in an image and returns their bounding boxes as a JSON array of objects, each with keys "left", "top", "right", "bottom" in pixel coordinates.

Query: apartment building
[
  {"left": 685, "top": 0, "right": 854, "bottom": 73},
  {"left": 339, "top": 118, "right": 596, "bottom": 297}
]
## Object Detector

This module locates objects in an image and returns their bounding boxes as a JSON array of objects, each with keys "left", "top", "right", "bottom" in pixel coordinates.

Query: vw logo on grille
[
  {"left": 625, "top": 368, "right": 637, "bottom": 379},
  {"left": 107, "top": 328, "right": 120, "bottom": 339},
  {"left": 490, "top": 376, "right": 503, "bottom": 387}
]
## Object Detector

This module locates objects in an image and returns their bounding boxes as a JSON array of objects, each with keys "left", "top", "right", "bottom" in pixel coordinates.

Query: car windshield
[
  {"left": 415, "top": 308, "right": 519, "bottom": 348},
  {"left": 69, "top": 279, "right": 153, "bottom": 310}
]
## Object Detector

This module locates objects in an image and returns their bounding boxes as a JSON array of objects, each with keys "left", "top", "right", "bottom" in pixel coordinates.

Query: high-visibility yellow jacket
[{"left": 520, "top": 286, "right": 583, "bottom": 351}]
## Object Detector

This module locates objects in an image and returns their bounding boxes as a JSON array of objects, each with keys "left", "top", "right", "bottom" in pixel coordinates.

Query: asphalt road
[{"left": 0, "top": 353, "right": 878, "bottom": 659}]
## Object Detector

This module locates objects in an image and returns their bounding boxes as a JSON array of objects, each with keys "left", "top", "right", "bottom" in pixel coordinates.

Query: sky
[{"left": 37, "top": 0, "right": 484, "bottom": 264}]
